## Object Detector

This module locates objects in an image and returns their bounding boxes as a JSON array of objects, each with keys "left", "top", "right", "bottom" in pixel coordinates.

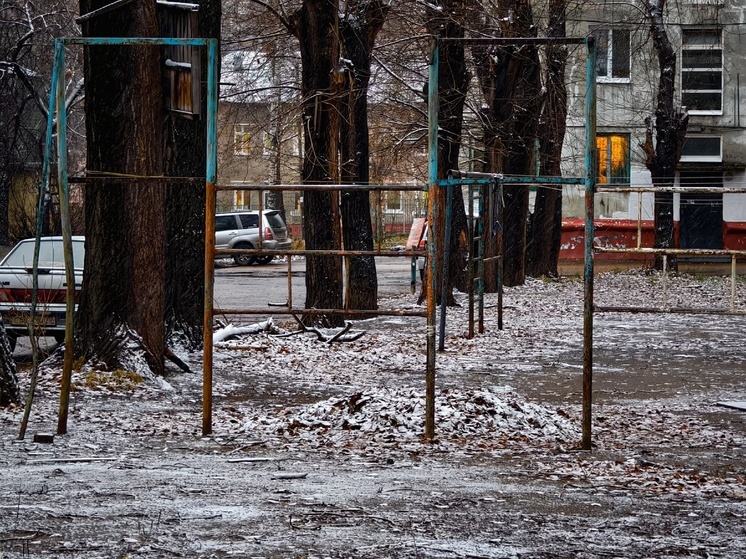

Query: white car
[
  {"left": 215, "top": 210, "right": 292, "bottom": 266},
  {"left": 0, "top": 236, "right": 84, "bottom": 349}
]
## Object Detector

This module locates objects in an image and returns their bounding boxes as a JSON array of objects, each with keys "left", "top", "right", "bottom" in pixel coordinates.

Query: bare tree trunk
[
  {"left": 162, "top": 0, "right": 220, "bottom": 350},
  {"left": 473, "top": 0, "right": 541, "bottom": 288},
  {"left": 339, "top": 0, "right": 388, "bottom": 313},
  {"left": 645, "top": 0, "right": 688, "bottom": 271},
  {"left": 527, "top": 0, "right": 567, "bottom": 278},
  {"left": 291, "top": 0, "right": 344, "bottom": 327},
  {"left": 77, "top": 2, "right": 166, "bottom": 374},
  {"left": 418, "top": 0, "right": 470, "bottom": 306}
]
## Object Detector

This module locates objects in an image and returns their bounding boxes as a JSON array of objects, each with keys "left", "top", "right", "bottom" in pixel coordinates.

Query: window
[
  {"left": 239, "top": 214, "right": 259, "bottom": 228},
  {"left": 215, "top": 215, "right": 238, "bottom": 232},
  {"left": 680, "top": 136, "right": 722, "bottom": 162},
  {"left": 386, "top": 190, "right": 401, "bottom": 211},
  {"left": 596, "top": 134, "right": 630, "bottom": 185},
  {"left": 234, "top": 124, "right": 251, "bottom": 155},
  {"left": 681, "top": 29, "right": 722, "bottom": 114},
  {"left": 592, "top": 28, "right": 630, "bottom": 82}
]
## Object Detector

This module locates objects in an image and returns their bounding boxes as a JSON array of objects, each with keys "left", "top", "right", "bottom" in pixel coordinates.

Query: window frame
[
  {"left": 592, "top": 27, "right": 631, "bottom": 84},
  {"left": 680, "top": 135, "right": 722, "bottom": 163},
  {"left": 681, "top": 29, "right": 723, "bottom": 115},
  {"left": 596, "top": 133, "right": 631, "bottom": 186},
  {"left": 234, "top": 123, "right": 251, "bottom": 156}
]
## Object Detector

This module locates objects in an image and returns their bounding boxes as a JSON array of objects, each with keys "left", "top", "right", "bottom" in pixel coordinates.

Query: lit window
[
  {"left": 680, "top": 136, "right": 722, "bottom": 162},
  {"left": 681, "top": 29, "right": 722, "bottom": 114},
  {"left": 596, "top": 134, "right": 630, "bottom": 185},
  {"left": 592, "top": 28, "right": 630, "bottom": 82},
  {"left": 234, "top": 124, "right": 251, "bottom": 156}
]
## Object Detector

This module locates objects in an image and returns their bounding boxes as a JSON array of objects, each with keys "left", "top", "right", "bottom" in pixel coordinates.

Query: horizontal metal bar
[
  {"left": 216, "top": 183, "right": 428, "bottom": 192},
  {"left": 437, "top": 37, "right": 588, "bottom": 46},
  {"left": 594, "top": 247, "right": 746, "bottom": 257},
  {"left": 214, "top": 307, "right": 428, "bottom": 318},
  {"left": 595, "top": 305, "right": 746, "bottom": 316},
  {"left": 70, "top": 175, "right": 204, "bottom": 184},
  {"left": 441, "top": 175, "right": 585, "bottom": 186},
  {"left": 217, "top": 249, "right": 426, "bottom": 258},
  {"left": 61, "top": 37, "right": 210, "bottom": 47},
  {"left": 595, "top": 186, "right": 746, "bottom": 194}
]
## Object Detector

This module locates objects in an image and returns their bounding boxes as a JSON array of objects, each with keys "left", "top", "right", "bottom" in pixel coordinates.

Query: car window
[
  {"left": 239, "top": 214, "right": 259, "bottom": 228},
  {"left": 265, "top": 213, "right": 285, "bottom": 229},
  {"left": 3, "top": 239, "right": 85, "bottom": 268},
  {"left": 215, "top": 215, "right": 238, "bottom": 232}
]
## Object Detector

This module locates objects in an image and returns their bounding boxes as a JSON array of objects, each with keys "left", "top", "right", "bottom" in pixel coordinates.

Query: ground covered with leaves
[{"left": 1, "top": 270, "right": 745, "bottom": 558}]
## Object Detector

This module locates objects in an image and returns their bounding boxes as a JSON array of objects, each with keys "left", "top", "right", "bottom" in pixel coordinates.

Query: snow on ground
[{"left": 1, "top": 270, "right": 745, "bottom": 558}]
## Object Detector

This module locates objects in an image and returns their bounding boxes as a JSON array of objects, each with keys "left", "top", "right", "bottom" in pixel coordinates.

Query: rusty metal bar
[
  {"left": 218, "top": 182, "right": 427, "bottom": 192},
  {"left": 203, "top": 38, "right": 219, "bottom": 437},
  {"left": 596, "top": 186, "right": 746, "bottom": 194},
  {"left": 467, "top": 184, "right": 475, "bottom": 339},
  {"left": 56, "top": 42, "right": 76, "bottom": 436},
  {"left": 425, "top": 38, "right": 438, "bottom": 440},
  {"left": 594, "top": 306, "right": 746, "bottom": 316},
  {"left": 495, "top": 179, "right": 503, "bottom": 331},
  {"left": 595, "top": 247, "right": 746, "bottom": 256},
  {"left": 216, "top": 248, "right": 426, "bottom": 258},
  {"left": 438, "top": 182, "right": 453, "bottom": 351},
  {"left": 731, "top": 255, "right": 737, "bottom": 312},
  {"left": 582, "top": 37, "right": 597, "bottom": 451},
  {"left": 215, "top": 308, "right": 428, "bottom": 317}
]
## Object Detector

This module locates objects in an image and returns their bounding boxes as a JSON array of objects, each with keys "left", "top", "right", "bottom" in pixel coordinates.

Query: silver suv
[{"left": 215, "top": 210, "right": 292, "bottom": 266}]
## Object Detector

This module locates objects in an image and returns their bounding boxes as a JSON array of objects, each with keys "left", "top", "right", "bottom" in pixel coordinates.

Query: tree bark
[
  {"left": 339, "top": 0, "right": 388, "bottom": 314},
  {"left": 162, "top": 0, "right": 220, "bottom": 350},
  {"left": 526, "top": 0, "right": 567, "bottom": 278},
  {"left": 0, "top": 321, "right": 18, "bottom": 407},
  {"left": 645, "top": 0, "right": 688, "bottom": 270},
  {"left": 419, "top": 0, "right": 470, "bottom": 306},
  {"left": 473, "top": 0, "right": 541, "bottom": 288},
  {"left": 77, "top": 1, "right": 166, "bottom": 374},
  {"left": 291, "top": 0, "right": 344, "bottom": 326}
]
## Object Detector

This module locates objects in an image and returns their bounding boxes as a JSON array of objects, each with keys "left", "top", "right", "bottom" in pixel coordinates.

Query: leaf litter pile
[{"left": 1, "top": 270, "right": 745, "bottom": 558}]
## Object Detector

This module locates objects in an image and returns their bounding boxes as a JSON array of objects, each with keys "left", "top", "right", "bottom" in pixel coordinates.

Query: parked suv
[{"left": 215, "top": 210, "right": 292, "bottom": 266}]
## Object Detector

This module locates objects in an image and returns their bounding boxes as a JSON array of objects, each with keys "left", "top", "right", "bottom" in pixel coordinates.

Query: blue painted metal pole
[
  {"left": 18, "top": 40, "right": 64, "bottom": 441},
  {"left": 56, "top": 40, "right": 75, "bottom": 435},
  {"left": 203, "top": 38, "right": 219, "bottom": 437},
  {"left": 582, "top": 37, "right": 597, "bottom": 450},
  {"left": 425, "top": 38, "right": 439, "bottom": 439},
  {"left": 62, "top": 37, "right": 209, "bottom": 47},
  {"left": 438, "top": 182, "right": 452, "bottom": 351}
]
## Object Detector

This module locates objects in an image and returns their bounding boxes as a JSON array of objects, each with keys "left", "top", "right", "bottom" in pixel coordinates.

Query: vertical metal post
[
  {"left": 425, "top": 38, "right": 439, "bottom": 439},
  {"left": 19, "top": 40, "right": 64, "bottom": 441},
  {"left": 730, "top": 254, "right": 736, "bottom": 312},
  {"left": 478, "top": 181, "right": 486, "bottom": 333},
  {"left": 56, "top": 41, "right": 75, "bottom": 436},
  {"left": 582, "top": 37, "right": 597, "bottom": 451},
  {"left": 496, "top": 179, "right": 503, "bottom": 331},
  {"left": 467, "top": 184, "right": 475, "bottom": 338},
  {"left": 662, "top": 254, "right": 669, "bottom": 309},
  {"left": 438, "top": 181, "right": 452, "bottom": 351},
  {"left": 203, "top": 38, "right": 219, "bottom": 436}
]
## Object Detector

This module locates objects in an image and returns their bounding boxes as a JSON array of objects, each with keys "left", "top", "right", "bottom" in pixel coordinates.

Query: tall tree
[
  {"left": 472, "top": 0, "right": 541, "bottom": 288},
  {"left": 643, "top": 0, "right": 688, "bottom": 270},
  {"left": 289, "top": 0, "right": 345, "bottom": 326},
  {"left": 338, "top": 0, "right": 388, "bottom": 313},
  {"left": 526, "top": 0, "right": 567, "bottom": 278},
  {"left": 77, "top": 1, "right": 167, "bottom": 374},
  {"left": 419, "top": 0, "right": 470, "bottom": 306},
  {"left": 163, "top": 1, "right": 221, "bottom": 349}
]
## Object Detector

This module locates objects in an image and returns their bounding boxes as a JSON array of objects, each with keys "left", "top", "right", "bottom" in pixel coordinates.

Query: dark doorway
[{"left": 679, "top": 173, "right": 723, "bottom": 250}]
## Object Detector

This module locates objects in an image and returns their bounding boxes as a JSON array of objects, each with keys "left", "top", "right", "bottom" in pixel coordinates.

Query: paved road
[{"left": 213, "top": 255, "right": 417, "bottom": 315}]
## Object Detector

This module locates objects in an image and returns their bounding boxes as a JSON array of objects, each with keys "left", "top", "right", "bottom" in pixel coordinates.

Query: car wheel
[
  {"left": 233, "top": 243, "right": 256, "bottom": 266},
  {"left": 255, "top": 256, "right": 274, "bottom": 265},
  {"left": 54, "top": 332, "right": 66, "bottom": 345}
]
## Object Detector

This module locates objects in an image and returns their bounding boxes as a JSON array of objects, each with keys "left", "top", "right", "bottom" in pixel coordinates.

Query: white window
[
  {"left": 234, "top": 124, "right": 251, "bottom": 156},
  {"left": 681, "top": 29, "right": 723, "bottom": 114},
  {"left": 680, "top": 136, "right": 722, "bottom": 162},
  {"left": 592, "top": 28, "right": 630, "bottom": 83}
]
